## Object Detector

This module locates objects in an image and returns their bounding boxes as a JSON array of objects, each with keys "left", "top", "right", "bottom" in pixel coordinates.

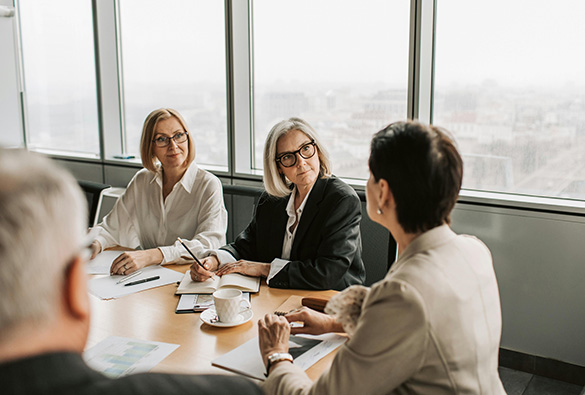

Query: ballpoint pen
[
  {"left": 124, "top": 275, "right": 160, "bottom": 286},
  {"left": 116, "top": 270, "right": 142, "bottom": 284}
]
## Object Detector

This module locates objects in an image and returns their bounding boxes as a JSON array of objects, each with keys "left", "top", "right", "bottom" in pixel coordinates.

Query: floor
[{"left": 499, "top": 367, "right": 584, "bottom": 395}]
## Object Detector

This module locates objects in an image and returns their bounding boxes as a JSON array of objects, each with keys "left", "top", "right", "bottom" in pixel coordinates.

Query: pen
[
  {"left": 177, "top": 237, "right": 206, "bottom": 270},
  {"left": 116, "top": 270, "right": 142, "bottom": 284},
  {"left": 124, "top": 275, "right": 160, "bottom": 287}
]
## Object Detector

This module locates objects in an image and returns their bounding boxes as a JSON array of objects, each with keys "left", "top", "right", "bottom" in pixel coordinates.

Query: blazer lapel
[{"left": 290, "top": 177, "right": 328, "bottom": 258}]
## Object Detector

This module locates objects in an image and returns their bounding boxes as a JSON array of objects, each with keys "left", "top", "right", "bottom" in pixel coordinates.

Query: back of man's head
[{"left": 0, "top": 149, "right": 87, "bottom": 336}]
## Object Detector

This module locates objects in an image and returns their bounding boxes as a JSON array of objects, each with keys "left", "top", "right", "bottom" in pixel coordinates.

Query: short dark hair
[{"left": 369, "top": 121, "right": 463, "bottom": 233}]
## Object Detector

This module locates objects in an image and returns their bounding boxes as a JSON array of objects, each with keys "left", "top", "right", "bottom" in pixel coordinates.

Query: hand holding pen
[{"left": 177, "top": 237, "right": 217, "bottom": 281}]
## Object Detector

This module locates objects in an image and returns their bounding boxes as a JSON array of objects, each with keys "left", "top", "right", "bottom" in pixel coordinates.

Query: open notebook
[{"left": 175, "top": 270, "right": 260, "bottom": 294}]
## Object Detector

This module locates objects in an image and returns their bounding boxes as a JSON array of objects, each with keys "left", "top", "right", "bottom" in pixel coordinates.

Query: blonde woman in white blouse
[{"left": 89, "top": 108, "right": 227, "bottom": 275}]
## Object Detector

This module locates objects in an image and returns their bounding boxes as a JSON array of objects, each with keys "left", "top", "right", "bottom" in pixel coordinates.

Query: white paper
[
  {"left": 86, "top": 250, "right": 123, "bottom": 274},
  {"left": 88, "top": 266, "right": 183, "bottom": 299},
  {"left": 211, "top": 333, "right": 347, "bottom": 381},
  {"left": 84, "top": 336, "right": 179, "bottom": 378}
]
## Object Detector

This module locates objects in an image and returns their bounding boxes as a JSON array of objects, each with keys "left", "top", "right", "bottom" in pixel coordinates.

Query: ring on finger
[{"left": 124, "top": 263, "right": 127, "bottom": 270}]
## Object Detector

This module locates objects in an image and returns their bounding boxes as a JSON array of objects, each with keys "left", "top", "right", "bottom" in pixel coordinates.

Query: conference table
[{"left": 86, "top": 263, "right": 339, "bottom": 381}]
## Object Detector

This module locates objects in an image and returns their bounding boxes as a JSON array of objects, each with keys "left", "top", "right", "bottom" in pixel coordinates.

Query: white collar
[
  {"left": 150, "top": 161, "right": 198, "bottom": 193},
  {"left": 285, "top": 184, "right": 314, "bottom": 217}
]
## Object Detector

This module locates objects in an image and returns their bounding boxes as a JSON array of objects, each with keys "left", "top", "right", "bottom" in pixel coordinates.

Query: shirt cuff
[
  {"left": 267, "top": 258, "right": 289, "bottom": 285},
  {"left": 213, "top": 249, "right": 237, "bottom": 268},
  {"left": 93, "top": 235, "right": 111, "bottom": 253},
  {"left": 158, "top": 246, "right": 177, "bottom": 265}
]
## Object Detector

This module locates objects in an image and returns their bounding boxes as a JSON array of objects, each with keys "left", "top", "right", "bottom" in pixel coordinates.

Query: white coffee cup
[{"left": 212, "top": 289, "right": 251, "bottom": 323}]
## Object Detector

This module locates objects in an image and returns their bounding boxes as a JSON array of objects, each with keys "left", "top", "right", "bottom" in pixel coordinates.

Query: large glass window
[
  {"left": 252, "top": 0, "right": 410, "bottom": 180},
  {"left": 118, "top": 0, "right": 228, "bottom": 168},
  {"left": 18, "top": 0, "right": 100, "bottom": 157},
  {"left": 434, "top": 0, "right": 585, "bottom": 200}
]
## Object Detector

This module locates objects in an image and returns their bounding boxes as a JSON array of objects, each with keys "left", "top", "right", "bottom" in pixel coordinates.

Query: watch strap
[{"left": 265, "top": 352, "right": 293, "bottom": 377}]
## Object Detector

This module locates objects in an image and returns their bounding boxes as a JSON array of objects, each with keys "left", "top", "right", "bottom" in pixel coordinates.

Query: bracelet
[{"left": 265, "top": 352, "right": 293, "bottom": 377}]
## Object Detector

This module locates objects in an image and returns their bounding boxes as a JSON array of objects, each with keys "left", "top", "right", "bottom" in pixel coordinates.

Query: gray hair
[
  {"left": 0, "top": 149, "right": 87, "bottom": 335},
  {"left": 263, "top": 117, "right": 332, "bottom": 197}
]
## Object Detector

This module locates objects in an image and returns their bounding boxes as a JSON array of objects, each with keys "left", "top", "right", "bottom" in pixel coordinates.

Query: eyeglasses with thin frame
[
  {"left": 152, "top": 131, "right": 189, "bottom": 148},
  {"left": 276, "top": 140, "right": 317, "bottom": 168}
]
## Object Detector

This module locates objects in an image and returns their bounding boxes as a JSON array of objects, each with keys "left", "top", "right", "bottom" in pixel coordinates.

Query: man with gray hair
[{"left": 0, "top": 149, "right": 261, "bottom": 395}]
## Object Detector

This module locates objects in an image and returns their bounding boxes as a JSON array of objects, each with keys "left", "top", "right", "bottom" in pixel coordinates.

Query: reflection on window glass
[
  {"left": 119, "top": 0, "right": 227, "bottom": 168},
  {"left": 252, "top": 0, "right": 410, "bottom": 180},
  {"left": 434, "top": 0, "right": 585, "bottom": 200},
  {"left": 19, "top": 0, "right": 99, "bottom": 156}
]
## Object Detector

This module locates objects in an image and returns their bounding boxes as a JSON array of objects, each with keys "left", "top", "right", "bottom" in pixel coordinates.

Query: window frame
[{"left": 6, "top": 0, "right": 585, "bottom": 214}]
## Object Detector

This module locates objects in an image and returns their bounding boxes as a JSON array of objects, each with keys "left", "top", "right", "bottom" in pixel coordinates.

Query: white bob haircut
[
  {"left": 263, "top": 117, "right": 332, "bottom": 197},
  {"left": 0, "top": 149, "right": 87, "bottom": 336}
]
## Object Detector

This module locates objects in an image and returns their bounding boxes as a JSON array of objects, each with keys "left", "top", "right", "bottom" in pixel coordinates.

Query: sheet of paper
[
  {"left": 86, "top": 250, "right": 123, "bottom": 274},
  {"left": 211, "top": 333, "right": 346, "bottom": 381},
  {"left": 84, "top": 336, "right": 179, "bottom": 378},
  {"left": 88, "top": 266, "right": 183, "bottom": 299}
]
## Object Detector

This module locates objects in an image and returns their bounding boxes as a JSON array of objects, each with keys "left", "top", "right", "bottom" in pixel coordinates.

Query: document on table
[
  {"left": 84, "top": 336, "right": 179, "bottom": 378},
  {"left": 86, "top": 250, "right": 123, "bottom": 274},
  {"left": 88, "top": 266, "right": 183, "bottom": 299},
  {"left": 212, "top": 333, "right": 347, "bottom": 381}
]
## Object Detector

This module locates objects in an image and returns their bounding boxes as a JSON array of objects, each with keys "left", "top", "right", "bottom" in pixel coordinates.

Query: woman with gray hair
[{"left": 190, "top": 117, "right": 365, "bottom": 290}]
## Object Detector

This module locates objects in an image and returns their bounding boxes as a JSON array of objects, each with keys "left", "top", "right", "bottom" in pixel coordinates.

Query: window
[
  {"left": 18, "top": 0, "right": 100, "bottom": 157},
  {"left": 252, "top": 0, "right": 410, "bottom": 180},
  {"left": 434, "top": 0, "right": 585, "bottom": 200},
  {"left": 118, "top": 0, "right": 228, "bottom": 168}
]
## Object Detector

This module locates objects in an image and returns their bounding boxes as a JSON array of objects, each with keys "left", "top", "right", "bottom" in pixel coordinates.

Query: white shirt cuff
[
  {"left": 267, "top": 258, "right": 289, "bottom": 285},
  {"left": 213, "top": 249, "right": 237, "bottom": 268}
]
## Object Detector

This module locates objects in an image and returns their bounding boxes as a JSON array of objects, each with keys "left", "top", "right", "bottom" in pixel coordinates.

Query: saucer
[{"left": 200, "top": 308, "right": 253, "bottom": 328}]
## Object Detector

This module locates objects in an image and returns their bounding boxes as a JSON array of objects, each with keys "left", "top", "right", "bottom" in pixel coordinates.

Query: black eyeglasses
[
  {"left": 276, "top": 140, "right": 316, "bottom": 168},
  {"left": 152, "top": 131, "right": 189, "bottom": 147}
]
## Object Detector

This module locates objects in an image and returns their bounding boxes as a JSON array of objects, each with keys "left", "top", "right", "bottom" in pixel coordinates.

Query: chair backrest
[
  {"left": 78, "top": 180, "right": 111, "bottom": 227},
  {"left": 355, "top": 190, "right": 397, "bottom": 286}
]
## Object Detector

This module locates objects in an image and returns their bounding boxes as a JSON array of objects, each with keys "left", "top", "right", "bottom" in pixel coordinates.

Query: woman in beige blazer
[{"left": 257, "top": 121, "right": 506, "bottom": 394}]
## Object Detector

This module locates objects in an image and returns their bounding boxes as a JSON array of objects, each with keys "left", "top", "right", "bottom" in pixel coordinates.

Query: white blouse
[{"left": 93, "top": 162, "right": 227, "bottom": 264}]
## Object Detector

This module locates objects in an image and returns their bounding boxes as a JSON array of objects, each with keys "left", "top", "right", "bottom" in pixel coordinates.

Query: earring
[{"left": 377, "top": 207, "right": 383, "bottom": 215}]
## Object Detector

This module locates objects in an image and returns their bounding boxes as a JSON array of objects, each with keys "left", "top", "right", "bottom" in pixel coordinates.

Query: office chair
[{"left": 78, "top": 180, "right": 111, "bottom": 227}]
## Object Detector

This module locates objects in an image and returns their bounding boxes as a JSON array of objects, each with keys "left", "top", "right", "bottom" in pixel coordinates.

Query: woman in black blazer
[{"left": 191, "top": 118, "right": 365, "bottom": 290}]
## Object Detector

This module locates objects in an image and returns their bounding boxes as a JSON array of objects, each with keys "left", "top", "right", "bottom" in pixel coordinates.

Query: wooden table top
[{"left": 86, "top": 264, "right": 338, "bottom": 381}]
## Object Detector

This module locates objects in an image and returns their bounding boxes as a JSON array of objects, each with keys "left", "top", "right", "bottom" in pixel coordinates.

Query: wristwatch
[{"left": 265, "top": 352, "right": 293, "bottom": 377}]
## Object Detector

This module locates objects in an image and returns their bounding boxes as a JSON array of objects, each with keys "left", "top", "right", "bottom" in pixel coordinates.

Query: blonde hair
[
  {"left": 263, "top": 117, "right": 331, "bottom": 197},
  {"left": 140, "top": 108, "right": 195, "bottom": 172}
]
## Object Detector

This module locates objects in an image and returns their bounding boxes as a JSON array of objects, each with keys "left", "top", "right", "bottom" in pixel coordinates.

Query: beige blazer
[{"left": 263, "top": 225, "right": 505, "bottom": 394}]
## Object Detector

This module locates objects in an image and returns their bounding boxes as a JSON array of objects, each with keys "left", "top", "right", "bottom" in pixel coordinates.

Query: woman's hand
[
  {"left": 258, "top": 314, "right": 291, "bottom": 368},
  {"left": 190, "top": 256, "right": 218, "bottom": 282},
  {"left": 215, "top": 260, "right": 271, "bottom": 278},
  {"left": 285, "top": 307, "right": 344, "bottom": 335},
  {"left": 89, "top": 240, "right": 102, "bottom": 260},
  {"left": 110, "top": 248, "right": 163, "bottom": 275}
]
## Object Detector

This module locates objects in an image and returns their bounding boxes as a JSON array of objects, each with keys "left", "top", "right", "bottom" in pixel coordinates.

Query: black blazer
[{"left": 222, "top": 176, "right": 365, "bottom": 290}]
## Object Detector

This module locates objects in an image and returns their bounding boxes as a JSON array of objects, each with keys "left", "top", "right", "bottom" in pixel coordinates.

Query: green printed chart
[{"left": 84, "top": 336, "right": 179, "bottom": 377}]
